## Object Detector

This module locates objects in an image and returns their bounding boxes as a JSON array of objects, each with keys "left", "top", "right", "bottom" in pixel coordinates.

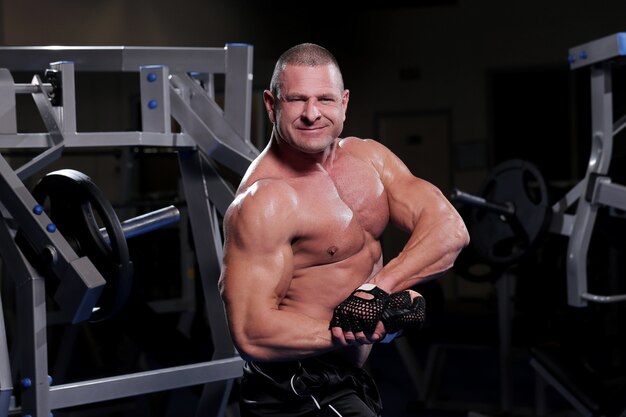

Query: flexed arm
[
  {"left": 219, "top": 181, "right": 338, "bottom": 362},
  {"left": 367, "top": 139, "right": 469, "bottom": 293}
]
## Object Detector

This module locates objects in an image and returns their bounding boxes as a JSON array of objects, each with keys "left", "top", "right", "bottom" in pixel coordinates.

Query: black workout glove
[
  {"left": 329, "top": 283, "right": 390, "bottom": 333},
  {"left": 380, "top": 290, "right": 426, "bottom": 334}
]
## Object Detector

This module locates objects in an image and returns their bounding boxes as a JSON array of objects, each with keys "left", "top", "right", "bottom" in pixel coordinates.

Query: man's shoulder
[
  {"left": 338, "top": 136, "right": 370, "bottom": 148},
  {"left": 339, "top": 136, "right": 388, "bottom": 152},
  {"left": 225, "top": 177, "right": 300, "bottom": 243},
  {"left": 235, "top": 178, "right": 298, "bottom": 208},
  {"left": 237, "top": 177, "right": 296, "bottom": 197},
  {"left": 228, "top": 177, "right": 299, "bottom": 223},
  {"left": 338, "top": 137, "right": 389, "bottom": 166}
]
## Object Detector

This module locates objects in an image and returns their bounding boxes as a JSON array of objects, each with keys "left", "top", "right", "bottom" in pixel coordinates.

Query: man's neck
[{"left": 270, "top": 132, "right": 338, "bottom": 173}]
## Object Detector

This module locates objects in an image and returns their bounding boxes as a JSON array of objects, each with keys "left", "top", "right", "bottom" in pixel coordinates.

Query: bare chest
[{"left": 290, "top": 159, "right": 389, "bottom": 265}]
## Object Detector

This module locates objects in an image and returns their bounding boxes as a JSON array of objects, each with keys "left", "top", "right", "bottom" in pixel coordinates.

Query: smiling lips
[{"left": 297, "top": 124, "right": 327, "bottom": 131}]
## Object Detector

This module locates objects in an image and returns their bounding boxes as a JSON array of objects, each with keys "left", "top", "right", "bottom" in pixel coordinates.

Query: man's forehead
[{"left": 280, "top": 64, "right": 343, "bottom": 90}]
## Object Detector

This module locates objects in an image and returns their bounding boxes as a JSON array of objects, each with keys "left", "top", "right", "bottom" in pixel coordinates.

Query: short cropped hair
[{"left": 270, "top": 43, "right": 344, "bottom": 98}]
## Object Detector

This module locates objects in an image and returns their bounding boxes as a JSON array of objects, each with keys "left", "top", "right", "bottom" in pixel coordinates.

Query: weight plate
[
  {"left": 33, "top": 169, "right": 133, "bottom": 322},
  {"left": 469, "top": 159, "right": 551, "bottom": 266}
]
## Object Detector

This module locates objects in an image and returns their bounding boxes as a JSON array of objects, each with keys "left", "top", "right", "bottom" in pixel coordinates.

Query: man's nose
[{"left": 301, "top": 99, "right": 321, "bottom": 123}]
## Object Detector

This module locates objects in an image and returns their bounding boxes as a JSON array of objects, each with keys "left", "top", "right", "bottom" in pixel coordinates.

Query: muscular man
[{"left": 219, "top": 43, "right": 469, "bottom": 417}]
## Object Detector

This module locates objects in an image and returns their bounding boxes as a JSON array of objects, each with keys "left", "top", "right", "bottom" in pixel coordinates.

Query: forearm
[
  {"left": 371, "top": 214, "right": 469, "bottom": 293},
  {"left": 228, "top": 306, "right": 338, "bottom": 362}
]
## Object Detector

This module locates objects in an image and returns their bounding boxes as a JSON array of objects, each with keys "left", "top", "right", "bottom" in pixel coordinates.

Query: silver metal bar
[
  {"left": 178, "top": 148, "right": 242, "bottom": 416},
  {"left": 613, "top": 113, "right": 626, "bottom": 136},
  {"left": 14, "top": 83, "right": 53, "bottom": 94},
  {"left": 548, "top": 213, "right": 576, "bottom": 236},
  {"left": 551, "top": 180, "right": 584, "bottom": 215},
  {"left": 140, "top": 66, "right": 171, "bottom": 133},
  {"left": 590, "top": 178, "right": 626, "bottom": 211},
  {"left": 48, "top": 357, "right": 244, "bottom": 410},
  {"left": 170, "top": 80, "right": 255, "bottom": 176},
  {"left": 15, "top": 75, "right": 65, "bottom": 181},
  {"left": 224, "top": 44, "right": 254, "bottom": 145},
  {"left": 566, "top": 62, "right": 613, "bottom": 308},
  {"left": 450, "top": 188, "right": 515, "bottom": 217},
  {"left": 549, "top": 181, "right": 583, "bottom": 236},
  {"left": 0, "top": 215, "right": 51, "bottom": 416},
  {"left": 178, "top": 149, "right": 240, "bottom": 415},
  {"left": 568, "top": 32, "right": 626, "bottom": 70},
  {"left": 581, "top": 292, "right": 626, "bottom": 303},
  {"left": 178, "top": 149, "right": 237, "bottom": 359},
  {"left": 199, "top": 153, "right": 236, "bottom": 217},
  {"left": 0, "top": 392, "right": 9, "bottom": 417},
  {"left": 99, "top": 205, "right": 180, "bottom": 241},
  {"left": 172, "top": 73, "right": 259, "bottom": 167},
  {"left": 0, "top": 46, "right": 227, "bottom": 73},
  {"left": 16, "top": 260, "right": 50, "bottom": 417},
  {"left": 0, "top": 69, "right": 17, "bottom": 134},
  {"left": 0, "top": 132, "right": 196, "bottom": 149},
  {"left": 49, "top": 61, "right": 77, "bottom": 134},
  {"left": 0, "top": 289, "right": 12, "bottom": 417}
]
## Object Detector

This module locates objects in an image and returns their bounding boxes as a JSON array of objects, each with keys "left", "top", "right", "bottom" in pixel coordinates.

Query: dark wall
[{"left": 4, "top": 0, "right": 626, "bottom": 300}]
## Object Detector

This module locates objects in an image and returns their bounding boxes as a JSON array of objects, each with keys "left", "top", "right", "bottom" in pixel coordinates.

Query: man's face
[{"left": 264, "top": 64, "right": 349, "bottom": 154}]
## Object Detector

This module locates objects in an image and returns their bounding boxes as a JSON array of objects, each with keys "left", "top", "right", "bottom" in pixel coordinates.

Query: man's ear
[
  {"left": 263, "top": 90, "right": 276, "bottom": 124},
  {"left": 342, "top": 89, "right": 350, "bottom": 121}
]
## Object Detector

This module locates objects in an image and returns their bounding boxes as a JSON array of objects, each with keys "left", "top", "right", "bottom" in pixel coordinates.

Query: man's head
[
  {"left": 270, "top": 43, "right": 344, "bottom": 99},
  {"left": 264, "top": 43, "right": 349, "bottom": 155}
]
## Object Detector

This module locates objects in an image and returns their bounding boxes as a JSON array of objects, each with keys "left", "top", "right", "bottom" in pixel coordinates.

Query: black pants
[{"left": 239, "top": 355, "right": 383, "bottom": 417}]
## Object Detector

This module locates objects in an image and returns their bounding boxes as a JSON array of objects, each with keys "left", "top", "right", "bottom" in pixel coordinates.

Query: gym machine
[
  {"left": 0, "top": 45, "right": 259, "bottom": 416},
  {"left": 451, "top": 32, "right": 626, "bottom": 417}
]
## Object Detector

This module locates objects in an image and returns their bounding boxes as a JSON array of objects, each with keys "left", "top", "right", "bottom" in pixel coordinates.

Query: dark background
[{"left": 2, "top": 1, "right": 626, "bottom": 416}]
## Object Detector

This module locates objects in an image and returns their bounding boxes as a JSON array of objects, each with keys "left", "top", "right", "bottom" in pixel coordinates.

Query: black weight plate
[
  {"left": 469, "top": 159, "right": 551, "bottom": 265},
  {"left": 33, "top": 169, "right": 133, "bottom": 322}
]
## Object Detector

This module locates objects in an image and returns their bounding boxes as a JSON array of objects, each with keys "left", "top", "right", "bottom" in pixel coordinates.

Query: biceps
[{"left": 221, "top": 243, "right": 293, "bottom": 319}]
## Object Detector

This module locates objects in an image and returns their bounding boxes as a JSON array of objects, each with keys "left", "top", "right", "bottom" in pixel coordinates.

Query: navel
[{"left": 327, "top": 246, "right": 338, "bottom": 256}]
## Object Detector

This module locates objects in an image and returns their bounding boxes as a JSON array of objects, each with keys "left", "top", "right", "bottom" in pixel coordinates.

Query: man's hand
[
  {"left": 379, "top": 290, "right": 426, "bottom": 343},
  {"left": 329, "top": 283, "right": 389, "bottom": 344},
  {"left": 330, "top": 286, "right": 426, "bottom": 345}
]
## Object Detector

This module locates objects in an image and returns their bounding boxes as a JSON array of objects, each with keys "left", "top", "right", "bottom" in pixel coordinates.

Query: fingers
[
  {"left": 370, "top": 321, "right": 386, "bottom": 342},
  {"left": 331, "top": 326, "right": 349, "bottom": 345},
  {"left": 331, "top": 321, "right": 386, "bottom": 346},
  {"left": 330, "top": 326, "right": 359, "bottom": 346}
]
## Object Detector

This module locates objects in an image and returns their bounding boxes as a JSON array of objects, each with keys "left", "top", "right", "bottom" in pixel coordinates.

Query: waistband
[{"left": 247, "top": 353, "right": 358, "bottom": 381}]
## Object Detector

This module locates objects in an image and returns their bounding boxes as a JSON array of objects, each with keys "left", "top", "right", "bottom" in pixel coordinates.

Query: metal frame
[
  {"left": 0, "top": 45, "right": 259, "bottom": 417},
  {"left": 548, "top": 32, "right": 626, "bottom": 307},
  {"left": 531, "top": 31, "right": 626, "bottom": 417}
]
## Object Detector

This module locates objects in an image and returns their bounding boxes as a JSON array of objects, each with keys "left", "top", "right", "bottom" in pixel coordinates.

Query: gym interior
[{"left": 1, "top": 1, "right": 626, "bottom": 416}]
